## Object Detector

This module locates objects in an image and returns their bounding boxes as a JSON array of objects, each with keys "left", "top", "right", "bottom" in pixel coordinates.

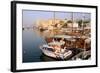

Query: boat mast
[
  {"left": 82, "top": 13, "right": 85, "bottom": 35},
  {"left": 54, "top": 11, "right": 55, "bottom": 25},
  {"left": 82, "top": 13, "right": 86, "bottom": 59},
  {"left": 72, "top": 12, "right": 73, "bottom": 33},
  {"left": 53, "top": 11, "right": 56, "bottom": 36},
  {"left": 70, "top": 12, "right": 74, "bottom": 48}
]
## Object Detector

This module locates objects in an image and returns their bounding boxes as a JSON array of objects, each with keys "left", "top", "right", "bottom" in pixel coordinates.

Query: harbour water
[
  {"left": 22, "top": 28, "right": 91, "bottom": 63},
  {"left": 22, "top": 29, "right": 56, "bottom": 63}
]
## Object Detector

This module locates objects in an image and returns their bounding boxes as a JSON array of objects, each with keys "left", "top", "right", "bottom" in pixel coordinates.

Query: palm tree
[{"left": 77, "top": 20, "right": 83, "bottom": 28}]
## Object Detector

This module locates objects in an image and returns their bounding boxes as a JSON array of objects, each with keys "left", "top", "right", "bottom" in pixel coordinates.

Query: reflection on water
[
  {"left": 22, "top": 29, "right": 57, "bottom": 63},
  {"left": 40, "top": 54, "right": 58, "bottom": 61}
]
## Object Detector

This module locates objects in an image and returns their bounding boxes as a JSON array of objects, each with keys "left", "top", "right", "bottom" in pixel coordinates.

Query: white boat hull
[{"left": 40, "top": 46, "right": 72, "bottom": 59}]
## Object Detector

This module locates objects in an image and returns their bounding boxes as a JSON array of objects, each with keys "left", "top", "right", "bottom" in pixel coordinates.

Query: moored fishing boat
[
  {"left": 39, "top": 33, "right": 90, "bottom": 60},
  {"left": 40, "top": 44, "right": 72, "bottom": 60},
  {"left": 39, "top": 35, "right": 74, "bottom": 60}
]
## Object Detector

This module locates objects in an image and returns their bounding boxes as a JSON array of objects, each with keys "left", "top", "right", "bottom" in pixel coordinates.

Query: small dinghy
[{"left": 40, "top": 44, "right": 72, "bottom": 60}]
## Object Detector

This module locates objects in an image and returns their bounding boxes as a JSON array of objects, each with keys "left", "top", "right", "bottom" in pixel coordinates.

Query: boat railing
[{"left": 71, "top": 50, "right": 91, "bottom": 60}]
